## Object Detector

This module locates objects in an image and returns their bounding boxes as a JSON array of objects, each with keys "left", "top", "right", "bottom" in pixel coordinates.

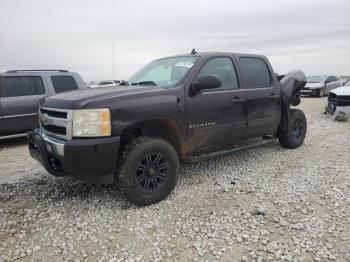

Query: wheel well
[{"left": 119, "top": 119, "right": 182, "bottom": 156}]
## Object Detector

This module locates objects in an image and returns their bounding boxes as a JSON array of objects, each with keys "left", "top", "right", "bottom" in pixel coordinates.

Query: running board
[
  {"left": 185, "top": 138, "right": 277, "bottom": 162},
  {"left": 0, "top": 133, "right": 28, "bottom": 140}
]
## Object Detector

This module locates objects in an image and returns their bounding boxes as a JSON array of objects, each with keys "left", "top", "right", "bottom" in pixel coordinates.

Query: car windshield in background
[
  {"left": 307, "top": 76, "right": 326, "bottom": 83},
  {"left": 128, "top": 56, "right": 198, "bottom": 87}
]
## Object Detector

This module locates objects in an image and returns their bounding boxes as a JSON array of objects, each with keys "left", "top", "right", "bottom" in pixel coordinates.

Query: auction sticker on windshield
[{"left": 175, "top": 62, "right": 194, "bottom": 68}]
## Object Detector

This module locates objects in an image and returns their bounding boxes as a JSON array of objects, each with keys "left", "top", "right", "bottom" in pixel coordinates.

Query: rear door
[
  {"left": 0, "top": 75, "right": 46, "bottom": 134},
  {"left": 0, "top": 76, "right": 4, "bottom": 135},
  {"left": 237, "top": 56, "right": 281, "bottom": 137},
  {"left": 186, "top": 56, "right": 247, "bottom": 151}
]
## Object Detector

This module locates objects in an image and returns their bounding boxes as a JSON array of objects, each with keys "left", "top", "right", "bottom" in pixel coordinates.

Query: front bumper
[
  {"left": 326, "top": 103, "right": 350, "bottom": 121},
  {"left": 300, "top": 88, "right": 320, "bottom": 96},
  {"left": 28, "top": 128, "right": 120, "bottom": 184}
]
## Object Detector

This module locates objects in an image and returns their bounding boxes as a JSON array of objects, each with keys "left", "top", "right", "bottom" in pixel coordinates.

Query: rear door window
[
  {"left": 239, "top": 57, "right": 272, "bottom": 89},
  {"left": 1, "top": 76, "right": 45, "bottom": 97},
  {"left": 51, "top": 76, "right": 78, "bottom": 93}
]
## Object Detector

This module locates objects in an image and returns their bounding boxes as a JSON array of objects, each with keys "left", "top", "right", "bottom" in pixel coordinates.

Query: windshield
[
  {"left": 128, "top": 56, "right": 198, "bottom": 87},
  {"left": 307, "top": 76, "right": 326, "bottom": 83}
]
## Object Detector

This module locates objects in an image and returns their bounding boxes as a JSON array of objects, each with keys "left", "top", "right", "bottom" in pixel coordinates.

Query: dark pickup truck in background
[
  {"left": 28, "top": 52, "right": 307, "bottom": 205},
  {"left": 0, "top": 70, "right": 86, "bottom": 139}
]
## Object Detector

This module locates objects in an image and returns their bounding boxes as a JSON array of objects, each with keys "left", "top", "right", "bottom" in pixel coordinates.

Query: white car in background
[
  {"left": 88, "top": 80, "right": 123, "bottom": 88},
  {"left": 301, "top": 75, "right": 343, "bottom": 97},
  {"left": 326, "top": 80, "right": 350, "bottom": 121}
]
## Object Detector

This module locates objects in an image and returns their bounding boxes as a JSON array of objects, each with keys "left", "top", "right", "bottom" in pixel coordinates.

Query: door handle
[
  {"left": 268, "top": 93, "right": 277, "bottom": 98},
  {"left": 231, "top": 96, "right": 245, "bottom": 104}
]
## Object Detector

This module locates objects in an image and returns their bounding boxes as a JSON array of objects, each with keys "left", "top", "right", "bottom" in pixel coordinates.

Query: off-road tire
[
  {"left": 117, "top": 137, "right": 179, "bottom": 206},
  {"left": 278, "top": 109, "right": 307, "bottom": 149}
]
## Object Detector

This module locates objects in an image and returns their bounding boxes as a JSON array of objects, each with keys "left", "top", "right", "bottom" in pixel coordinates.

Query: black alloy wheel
[
  {"left": 291, "top": 118, "right": 305, "bottom": 143},
  {"left": 117, "top": 137, "right": 179, "bottom": 206},
  {"left": 135, "top": 153, "right": 169, "bottom": 191},
  {"left": 277, "top": 109, "right": 307, "bottom": 149}
]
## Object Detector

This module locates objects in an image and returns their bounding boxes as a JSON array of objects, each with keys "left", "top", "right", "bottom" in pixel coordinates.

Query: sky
[{"left": 0, "top": 0, "right": 349, "bottom": 82}]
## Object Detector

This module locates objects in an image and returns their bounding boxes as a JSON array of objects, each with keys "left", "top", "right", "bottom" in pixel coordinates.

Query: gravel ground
[{"left": 0, "top": 97, "right": 349, "bottom": 262}]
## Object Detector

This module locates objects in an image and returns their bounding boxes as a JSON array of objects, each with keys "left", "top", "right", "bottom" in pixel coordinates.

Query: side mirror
[
  {"left": 325, "top": 80, "right": 330, "bottom": 84},
  {"left": 191, "top": 75, "right": 222, "bottom": 94}
]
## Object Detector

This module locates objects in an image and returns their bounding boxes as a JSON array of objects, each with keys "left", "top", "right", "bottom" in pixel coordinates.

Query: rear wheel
[
  {"left": 117, "top": 137, "right": 179, "bottom": 206},
  {"left": 278, "top": 109, "right": 307, "bottom": 149}
]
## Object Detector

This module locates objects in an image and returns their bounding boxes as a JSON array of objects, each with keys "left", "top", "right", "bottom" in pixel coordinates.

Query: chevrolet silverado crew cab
[
  {"left": 28, "top": 51, "right": 307, "bottom": 205},
  {"left": 0, "top": 70, "right": 86, "bottom": 140}
]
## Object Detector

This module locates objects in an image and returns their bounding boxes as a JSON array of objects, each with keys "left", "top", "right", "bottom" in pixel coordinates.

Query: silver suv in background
[
  {"left": 0, "top": 70, "right": 86, "bottom": 140},
  {"left": 301, "top": 75, "right": 342, "bottom": 97}
]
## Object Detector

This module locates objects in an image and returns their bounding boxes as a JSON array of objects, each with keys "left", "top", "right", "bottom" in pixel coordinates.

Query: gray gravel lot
[{"left": 0, "top": 97, "right": 349, "bottom": 262}]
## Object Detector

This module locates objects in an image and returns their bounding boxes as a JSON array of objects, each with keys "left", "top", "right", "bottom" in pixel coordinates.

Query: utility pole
[{"left": 112, "top": 44, "right": 115, "bottom": 80}]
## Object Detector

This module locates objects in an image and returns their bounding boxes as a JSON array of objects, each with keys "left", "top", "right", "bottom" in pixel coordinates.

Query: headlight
[{"left": 72, "top": 108, "right": 111, "bottom": 137}]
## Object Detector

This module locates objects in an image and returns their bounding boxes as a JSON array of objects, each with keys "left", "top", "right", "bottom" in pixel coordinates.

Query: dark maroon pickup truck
[{"left": 28, "top": 51, "right": 307, "bottom": 205}]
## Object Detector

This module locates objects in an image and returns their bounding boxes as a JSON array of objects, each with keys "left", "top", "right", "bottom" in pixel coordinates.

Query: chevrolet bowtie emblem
[{"left": 41, "top": 113, "right": 48, "bottom": 125}]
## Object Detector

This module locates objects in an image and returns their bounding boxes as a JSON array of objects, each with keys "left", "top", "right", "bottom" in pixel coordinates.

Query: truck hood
[
  {"left": 330, "top": 86, "right": 350, "bottom": 96},
  {"left": 41, "top": 86, "right": 163, "bottom": 109},
  {"left": 305, "top": 82, "right": 323, "bottom": 89}
]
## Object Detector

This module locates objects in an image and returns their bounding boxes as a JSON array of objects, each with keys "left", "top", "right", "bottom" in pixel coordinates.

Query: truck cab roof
[{"left": 160, "top": 51, "right": 268, "bottom": 60}]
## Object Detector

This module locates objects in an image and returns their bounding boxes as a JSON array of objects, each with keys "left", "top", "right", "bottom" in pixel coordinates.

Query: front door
[
  {"left": 325, "top": 76, "right": 339, "bottom": 94},
  {"left": 0, "top": 76, "right": 45, "bottom": 134},
  {"left": 186, "top": 56, "right": 247, "bottom": 152}
]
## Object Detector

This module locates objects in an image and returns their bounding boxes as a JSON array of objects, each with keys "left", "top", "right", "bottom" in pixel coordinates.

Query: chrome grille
[
  {"left": 338, "top": 95, "right": 350, "bottom": 106},
  {"left": 39, "top": 107, "right": 73, "bottom": 140},
  {"left": 329, "top": 94, "right": 350, "bottom": 106}
]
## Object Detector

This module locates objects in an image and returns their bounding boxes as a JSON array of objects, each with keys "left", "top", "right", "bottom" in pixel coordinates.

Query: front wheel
[
  {"left": 318, "top": 88, "right": 325, "bottom": 97},
  {"left": 117, "top": 137, "right": 179, "bottom": 206},
  {"left": 278, "top": 109, "right": 307, "bottom": 149}
]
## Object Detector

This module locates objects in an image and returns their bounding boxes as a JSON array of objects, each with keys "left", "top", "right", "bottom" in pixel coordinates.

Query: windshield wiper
[{"left": 131, "top": 81, "right": 158, "bottom": 86}]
